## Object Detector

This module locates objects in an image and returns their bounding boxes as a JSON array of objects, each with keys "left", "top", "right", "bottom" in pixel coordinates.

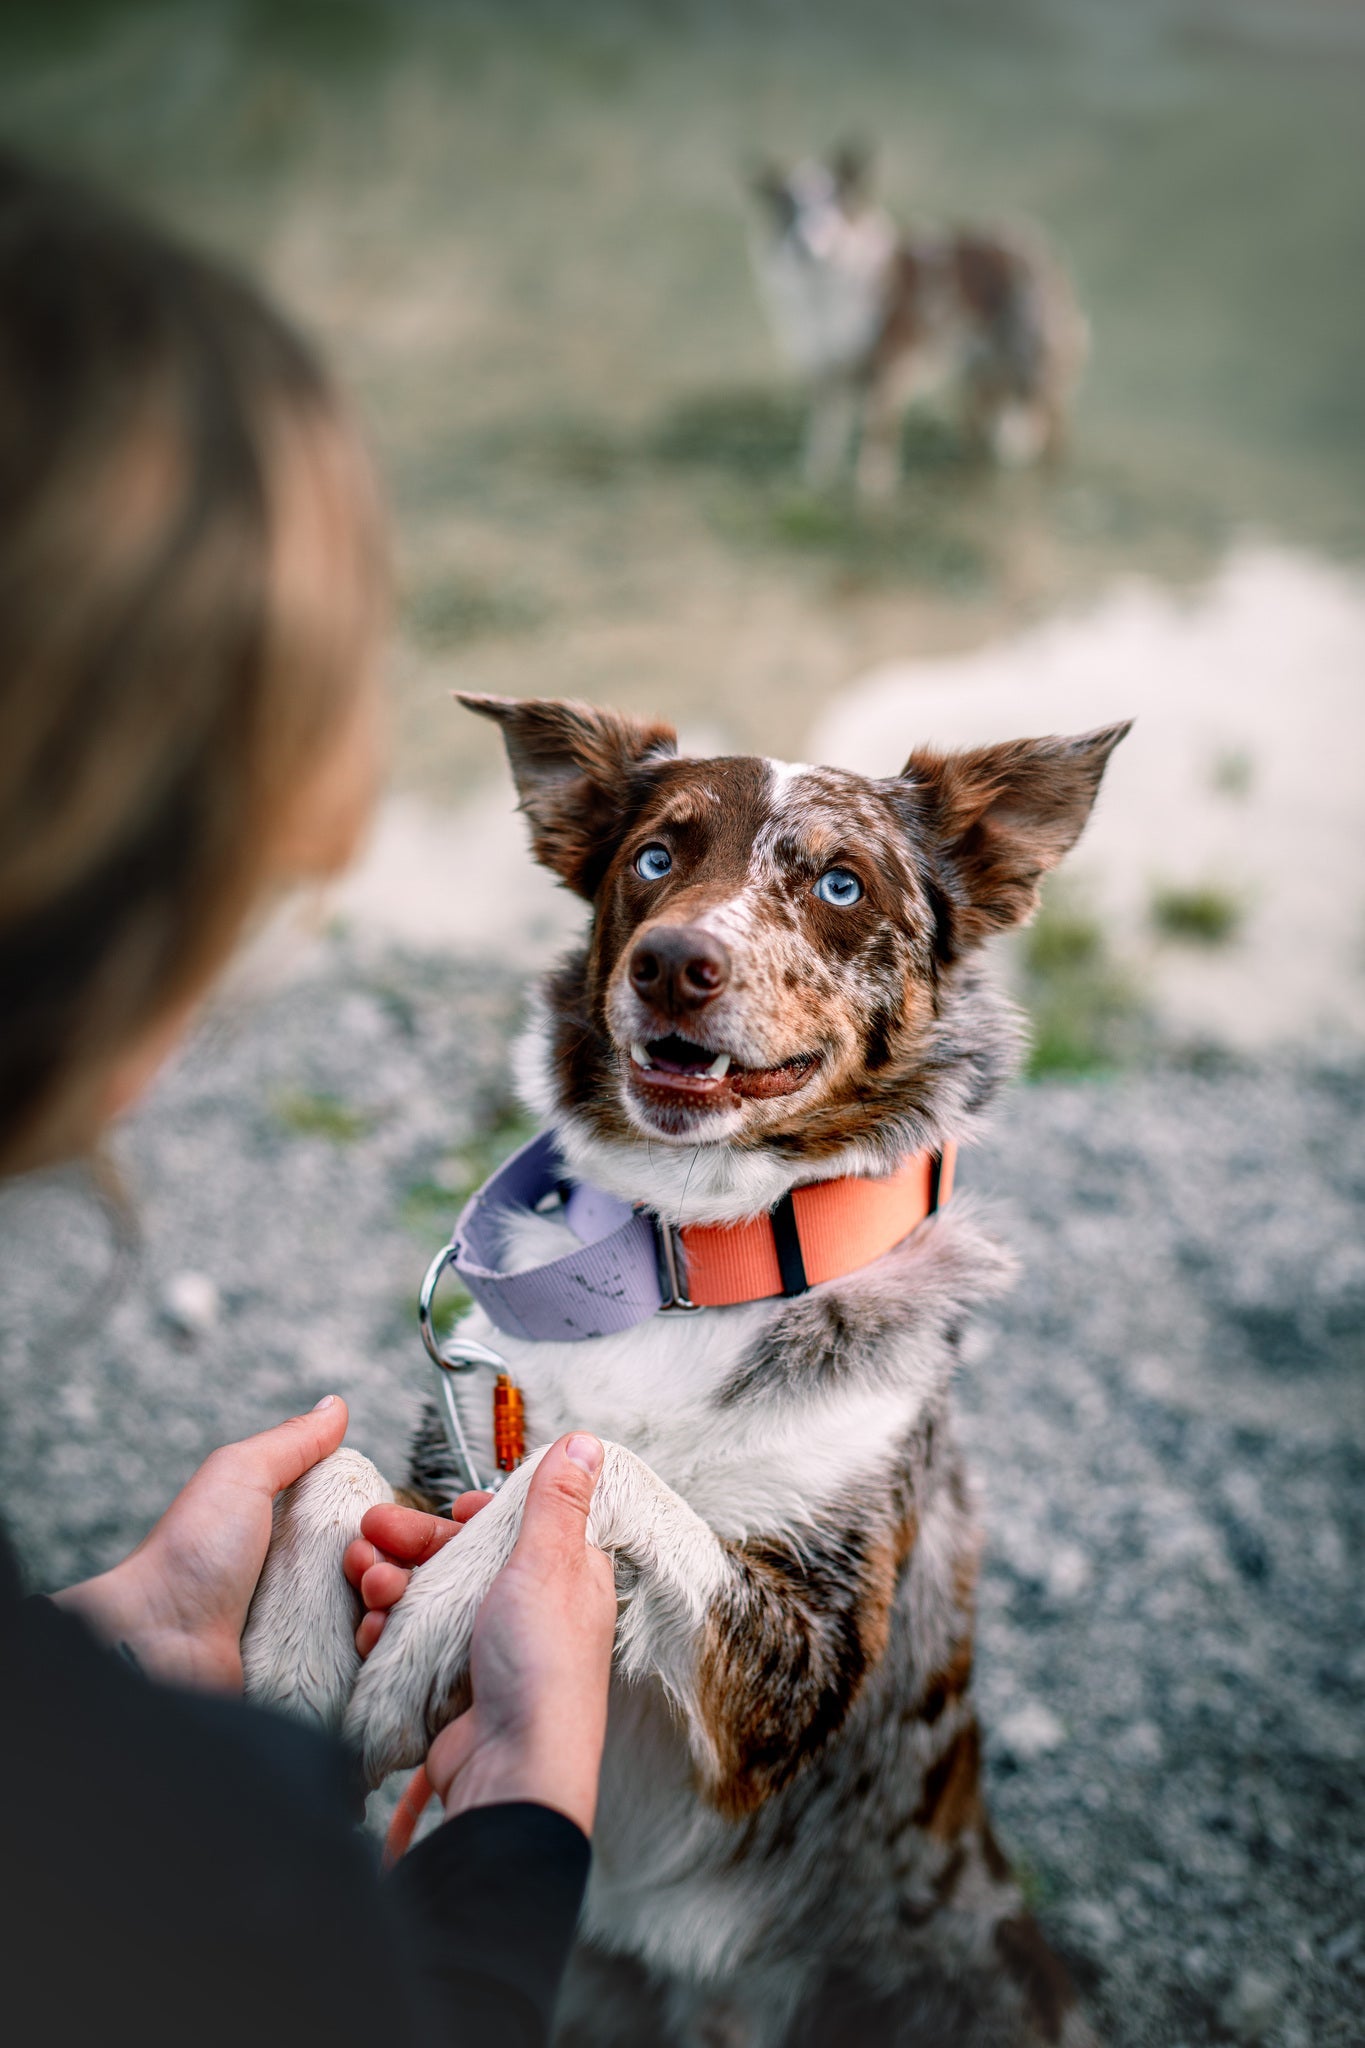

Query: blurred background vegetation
[{"left": 3, "top": 0, "right": 1361, "bottom": 1072}]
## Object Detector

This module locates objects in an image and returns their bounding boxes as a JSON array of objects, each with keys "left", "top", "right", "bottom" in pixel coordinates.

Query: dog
[
  {"left": 243, "top": 695, "right": 1128, "bottom": 2047},
  {"left": 748, "top": 145, "right": 1089, "bottom": 494}
]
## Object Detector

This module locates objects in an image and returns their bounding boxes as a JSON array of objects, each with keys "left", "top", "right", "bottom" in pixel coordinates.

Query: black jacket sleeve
[
  {"left": 396, "top": 1804, "right": 592, "bottom": 2046},
  {"left": 1, "top": 1530, "right": 589, "bottom": 2048}
]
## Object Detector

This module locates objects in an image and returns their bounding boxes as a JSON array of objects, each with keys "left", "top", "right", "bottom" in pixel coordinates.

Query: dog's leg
[
  {"left": 855, "top": 371, "right": 904, "bottom": 499},
  {"left": 803, "top": 377, "right": 858, "bottom": 488},
  {"left": 344, "top": 1441, "right": 745, "bottom": 1784},
  {"left": 241, "top": 1447, "right": 394, "bottom": 1730},
  {"left": 346, "top": 1440, "right": 879, "bottom": 1804}
]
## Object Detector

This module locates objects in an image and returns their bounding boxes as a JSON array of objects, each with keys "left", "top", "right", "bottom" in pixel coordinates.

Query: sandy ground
[
  {"left": 332, "top": 544, "right": 1365, "bottom": 1052},
  {"left": 1, "top": 938, "right": 1360, "bottom": 2047},
  {"left": 814, "top": 546, "right": 1365, "bottom": 1048}
]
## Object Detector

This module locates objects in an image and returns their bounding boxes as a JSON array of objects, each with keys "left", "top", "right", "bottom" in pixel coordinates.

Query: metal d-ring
[{"left": 417, "top": 1244, "right": 508, "bottom": 1496}]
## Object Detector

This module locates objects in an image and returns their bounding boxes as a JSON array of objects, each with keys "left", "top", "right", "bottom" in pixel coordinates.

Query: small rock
[
  {"left": 1113, "top": 1718, "right": 1165, "bottom": 1766},
  {"left": 1066, "top": 1898, "right": 1122, "bottom": 1954},
  {"left": 1132, "top": 1859, "right": 1174, "bottom": 1898},
  {"left": 160, "top": 1270, "right": 221, "bottom": 1340},
  {"left": 1323, "top": 1924, "right": 1361, "bottom": 1968},
  {"left": 1046, "top": 1543, "right": 1092, "bottom": 1600},
  {"left": 995, "top": 1700, "right": 1066, "bottom": 1761},
  {"left": 1217, "top": 1965, "right": 1283, "bottom": 2041}
]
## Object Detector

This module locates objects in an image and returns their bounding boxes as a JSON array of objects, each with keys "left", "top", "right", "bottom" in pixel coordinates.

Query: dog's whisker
[{"left": 676, "top": 1143, "right": 701, "bottom": 1230}]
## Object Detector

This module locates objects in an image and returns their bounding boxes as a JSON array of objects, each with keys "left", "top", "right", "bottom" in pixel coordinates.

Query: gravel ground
[{"left": 1, "top": 940, "right": 1361, "bottom": 2048}]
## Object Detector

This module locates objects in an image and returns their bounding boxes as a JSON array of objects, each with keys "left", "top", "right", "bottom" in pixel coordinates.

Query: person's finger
[
  {"left": 211, "top": 1396, "right": 350, "bottom": 1497},
  {"left": 423, "top": 1707, "right": 477, "bottom": 1804},
  {"left": 356, "top": 1610, "right": 387, "bottom": 1659},
  {"left": 359, "top": 1502, "right": 475, "bottom": 1564},
  {"left": 450, "top": 1491, "right": 493, "bottom": 1525},
  {"left": 511, "top": 1434, "right": 603, "bottom": 1568},
  {"left": 342, "top": 1537, "right": 381, "bottom": 1590},
  {"left": 359, "top": 1559, "right": 410, "bottom": 1613}
]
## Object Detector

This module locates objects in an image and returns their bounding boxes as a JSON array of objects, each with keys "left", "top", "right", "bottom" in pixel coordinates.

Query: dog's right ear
[
  {"left": 746, "top": 159, "right": 794, "bottom": 228},
  {"left": 457, "top": 693, "right": 678, "bottom": 899}
]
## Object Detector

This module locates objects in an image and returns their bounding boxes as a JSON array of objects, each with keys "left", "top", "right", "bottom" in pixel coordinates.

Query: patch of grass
[
  {"left": 1021, "top": 900, "right": 1105, "bottom": 978},
  {"left": 758, "top": 486, "right": 985, "bottom": 593},
  {"left": 402, "top": 1103, "right": 540, "bottom": 1241},
  {"left": 427, "top": 1279, "right": 473, "bottom": 1344},
  {"left": 1209, "top": 747, "right": 1255, "bottom": 799},
  {"left": 274, "top": 1090, "right": 376, "bottom": 1142},
  {"left": 402, "top": 1101, "right": 539, "bottom": 1344},
  {"left": 1019, "top": 890, "right": 1146, "bottom": 1078},
  {"left": 401, "top": 1178, "right": 463, "bottom": 1238},
  {"left": 1150, "top": 882, "right": 1243, "bottom": 947},
  {"left": 1010, "top": 1853, "right": 1054, "bottom": 1912},
  {"left": 537, "top": 416, "right": 630, "bottom": 485},
  {"left": 650, "top": 388, "right": 804, "bottom": 482},
  {"left": 403, "top": 574, "right": 546, "bottom": 651}
]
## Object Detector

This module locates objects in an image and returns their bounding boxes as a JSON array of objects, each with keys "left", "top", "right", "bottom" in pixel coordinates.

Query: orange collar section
[{"left": 672, "top": 1142, "right": 956, "bottom": 1309}]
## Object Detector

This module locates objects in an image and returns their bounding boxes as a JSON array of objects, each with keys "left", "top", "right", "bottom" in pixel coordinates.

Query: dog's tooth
[
  {"left": 631, "top": 1041, "right": 654, "bottom": 1070},
  {"left": 707, "top": 1052, "right": 732, "bottom": 1079}
]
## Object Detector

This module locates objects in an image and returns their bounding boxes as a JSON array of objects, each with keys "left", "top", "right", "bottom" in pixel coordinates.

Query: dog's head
[
  {"left": 749, "top": 143, "right": 875, "bottom": 261},
  {"left": 462, "top": 695, "right": 1128, "bottom": 1161}
]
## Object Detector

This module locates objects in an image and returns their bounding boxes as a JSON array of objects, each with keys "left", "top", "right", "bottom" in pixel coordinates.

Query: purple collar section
[{"left": 450, "top": 1129, "right": 668, "bottom": 1342}]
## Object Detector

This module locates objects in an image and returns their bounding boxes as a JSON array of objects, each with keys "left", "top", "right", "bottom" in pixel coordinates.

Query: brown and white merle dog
[
  {"left": 749, "top": 146, "right": 1089, "bottom": 494},
  {"left": 243, "top": 696, "right": 1128, "bottom": 2048}
]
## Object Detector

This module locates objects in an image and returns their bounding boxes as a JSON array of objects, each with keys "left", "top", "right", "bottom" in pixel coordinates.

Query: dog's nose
[{"left": 629, "top": 926, "right": 731, "bottom": 1014}]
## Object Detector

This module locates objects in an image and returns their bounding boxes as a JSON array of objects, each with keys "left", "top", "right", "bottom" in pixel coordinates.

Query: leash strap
[{"left": 448, "top": 1129, "right": 955, "bottom": 1344}]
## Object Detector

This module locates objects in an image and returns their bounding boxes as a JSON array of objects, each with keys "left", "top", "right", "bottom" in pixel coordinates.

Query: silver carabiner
[{"left": 417, "top": 1244, "right": 508, "bottom": 1496}]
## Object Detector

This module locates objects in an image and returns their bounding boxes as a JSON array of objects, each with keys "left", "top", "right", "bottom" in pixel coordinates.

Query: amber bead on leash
[{"left": 492, "top": 1372, "right": 525, "bottom": 1472}]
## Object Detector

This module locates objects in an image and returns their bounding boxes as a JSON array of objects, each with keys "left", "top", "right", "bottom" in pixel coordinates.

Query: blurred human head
[{"left": 0, "top": 153, "right": 388, "bottom": 1173}]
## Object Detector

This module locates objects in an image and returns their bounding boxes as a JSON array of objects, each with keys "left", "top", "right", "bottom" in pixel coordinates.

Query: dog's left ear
[
  {"left": 903, "top": 722, "right": 1131, "bottom": 956},
  {"left": 457, "top": 693, "right": 678, "bottom": 899},
  {"left": 829, "top": 139, "right": 873, "bottom": 203}
]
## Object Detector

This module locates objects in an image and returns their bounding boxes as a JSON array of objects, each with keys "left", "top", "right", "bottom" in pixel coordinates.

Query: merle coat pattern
[{"left": 242, "top": 695, "right": 1128, "bottom": 2048}]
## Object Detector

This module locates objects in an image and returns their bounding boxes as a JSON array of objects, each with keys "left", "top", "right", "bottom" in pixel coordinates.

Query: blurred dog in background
[{"left": 748, "top": 145, "right": 1089, "bottom": 494}]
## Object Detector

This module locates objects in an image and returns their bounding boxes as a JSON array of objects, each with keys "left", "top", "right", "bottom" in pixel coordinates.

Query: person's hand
[
  {"left": 428, "top": 1435, "right": 616, "bottom": 1836},
  {"left": 350, "top": 1436, "right": 616, "bottom": 1838},
  {"left": 54, "top": 1396, "right": 350, "bottom": 1693},
  {"left": 343, "top": 1491, "right": 492, "bottom": 1658}
]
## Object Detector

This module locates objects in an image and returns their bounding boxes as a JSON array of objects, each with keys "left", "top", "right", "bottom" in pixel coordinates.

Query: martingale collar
[{"left": 440, "top": 1128, "right": 956, "bottom": 1344}]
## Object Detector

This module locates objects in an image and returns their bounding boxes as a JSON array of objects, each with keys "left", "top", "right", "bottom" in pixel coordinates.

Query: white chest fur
[
  {"left": 446, "top": 1207, "right": 922, "bottom": 1541},
  {"left": 752, "top": 210, "right": 898, "bottom": 380}
]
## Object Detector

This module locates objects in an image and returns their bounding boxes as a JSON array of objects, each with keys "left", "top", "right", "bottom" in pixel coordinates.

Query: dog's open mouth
[{"left": 627, "top": 1033, "right": 818, "bottom": 1104}]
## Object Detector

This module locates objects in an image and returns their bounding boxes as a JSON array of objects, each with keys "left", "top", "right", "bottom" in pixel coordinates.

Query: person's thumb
[
  {"left": 512, "top": 1433, "right": 603, "bottom": 1566},
  {"left": 219, "top": 1395, "right": 350, "bottom": 1497}
]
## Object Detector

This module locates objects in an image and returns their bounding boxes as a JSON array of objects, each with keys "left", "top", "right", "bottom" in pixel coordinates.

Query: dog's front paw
[
  {"left": 343, "top": 1451, "right": 540, "bottom": 1784},
  {"left": 242, "top": 1447, "right": 393, "bottom": 1730}
]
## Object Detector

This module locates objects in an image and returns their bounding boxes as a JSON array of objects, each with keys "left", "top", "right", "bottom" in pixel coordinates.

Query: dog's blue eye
[
  {"left": 635, "top": 844, "right": 672, "bottom": 881},
  {"left": 813, "top": 868, "right": 862, "bottom": 906}
]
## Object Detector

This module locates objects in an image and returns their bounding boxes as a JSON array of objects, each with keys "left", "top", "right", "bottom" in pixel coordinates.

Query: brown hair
[{"left": 0, "top": 153, "right": 387, "bottom": 1172}]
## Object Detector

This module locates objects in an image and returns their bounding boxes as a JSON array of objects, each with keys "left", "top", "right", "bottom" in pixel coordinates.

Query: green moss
[
  {"left": 1150, "top": 883, "right": 1243, "bottom": 947},
  {"left": 274, "top": 1090, "right": 375, "bottom": 1142},
  {"left": 1019, "top": 888, "right": 1145, "bottom": 1078}
]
